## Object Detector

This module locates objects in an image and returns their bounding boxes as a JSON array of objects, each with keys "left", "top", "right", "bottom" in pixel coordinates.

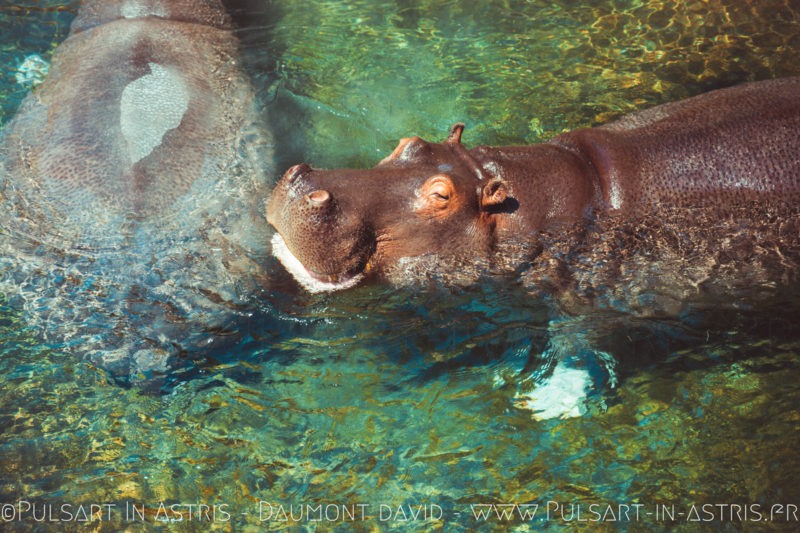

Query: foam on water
[{"left": 515, "top": 364, "right": 593, "bottom": 420}]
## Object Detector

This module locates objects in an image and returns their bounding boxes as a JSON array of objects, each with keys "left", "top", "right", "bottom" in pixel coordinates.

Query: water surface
[{"left": 2, "top": 0, "right": 800, "bottom": 531}]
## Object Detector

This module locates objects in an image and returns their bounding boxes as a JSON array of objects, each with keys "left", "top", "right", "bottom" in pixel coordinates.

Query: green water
[{"left": 2, "top": 0, "right": 800, "bottom": 531}]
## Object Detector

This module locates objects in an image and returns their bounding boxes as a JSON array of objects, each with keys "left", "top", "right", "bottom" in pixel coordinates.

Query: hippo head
[{"left": 266, "top": 124, "right": 510, "bottom": 292}]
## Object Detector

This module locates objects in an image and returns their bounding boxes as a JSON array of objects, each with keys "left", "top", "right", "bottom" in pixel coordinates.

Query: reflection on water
[
  {"left": 263, "top": 0, "right": 800, "bottom": 167},
  {"left": 2, "top": 0, "right": 800, "bottom": 531}
]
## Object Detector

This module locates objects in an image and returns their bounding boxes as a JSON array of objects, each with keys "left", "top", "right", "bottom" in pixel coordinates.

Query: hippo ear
[
  {"left": 378, "top": 136, "right": 431, "bottom": 166},
  {"left": 446, "top": 123, "right": 465, "bottom": 144},
  {"left": 480, "top": 177, "right": 508, "bottom": 210}
]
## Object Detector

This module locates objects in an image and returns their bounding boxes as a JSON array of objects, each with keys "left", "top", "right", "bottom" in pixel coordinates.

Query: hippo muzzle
[{"left": 266, "top": 163, "right": 377, "bottom": 292}]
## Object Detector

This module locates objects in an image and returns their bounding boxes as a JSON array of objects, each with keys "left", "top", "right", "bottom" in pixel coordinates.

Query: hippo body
[
  {"left": 0, "top": 0, "right": 273, "bottom": 382},
  {"left": 267, "top": 77, "right": 800, "bottom": 305},
  {"left": 268, "top": 78, "right": 800, "bottom": 418}
]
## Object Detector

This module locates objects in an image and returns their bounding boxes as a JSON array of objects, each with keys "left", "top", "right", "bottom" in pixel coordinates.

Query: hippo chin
[
  {"left": 0, "top": 0, "right": 273, "bottom": 384},
  {"left": 267, "top": 77, "right": 800, "bottom": 298}
]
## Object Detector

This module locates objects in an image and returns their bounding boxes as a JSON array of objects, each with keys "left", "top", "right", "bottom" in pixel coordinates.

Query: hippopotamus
[
  {"left": 267, "top": 77, "right": 800, "bottom": 417},
  {"left": 267, "top": 77, "right": 800, "bottom": 297},
  {"left": 0, "top": 0, "right": 273, "bottom": 383}
]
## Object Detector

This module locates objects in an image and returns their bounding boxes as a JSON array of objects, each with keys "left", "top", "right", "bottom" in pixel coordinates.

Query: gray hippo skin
[
  {"left": 0, "top": 0, "right": 273, "bottom": 382},
  {"left": 267, "top": 77, "right": 800, "bottom": 306}
]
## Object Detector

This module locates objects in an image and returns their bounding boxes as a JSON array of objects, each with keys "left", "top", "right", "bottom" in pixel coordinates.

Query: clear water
[{"left": 2, "top": 0, "right": 800, "bottom": 531}]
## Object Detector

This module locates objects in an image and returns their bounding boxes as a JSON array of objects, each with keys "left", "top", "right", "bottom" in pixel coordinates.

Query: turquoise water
[{"left": 2, "top": 1, "right": 800, "bottom": 531}]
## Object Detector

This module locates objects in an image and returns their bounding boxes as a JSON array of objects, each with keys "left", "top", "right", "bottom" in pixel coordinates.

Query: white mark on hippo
[
  {"left": 482, "top": 161, "right": 502, "bottom": 179},
  {"left": 120, "top": 62, "right": 188, "bottom": 164},
  {"left": 271, "top": 234, "right": 364, "bottom": 293},
  {"left": 121, "top": 1, "right": 168, "bottom": 19},
  {"left": 608, "top": 180, "right": 622, "bottom": 210}
]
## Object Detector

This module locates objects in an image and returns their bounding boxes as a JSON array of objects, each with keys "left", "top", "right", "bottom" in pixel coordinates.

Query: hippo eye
[
  {"left": 430, "top": 187, "right": 450, "bottom": 202},
  {"left": 428, "top": 179, "right": 452, "bottom": 205},
  {"left": 416, "top": 174, "right": 458, "bottom": 217}
]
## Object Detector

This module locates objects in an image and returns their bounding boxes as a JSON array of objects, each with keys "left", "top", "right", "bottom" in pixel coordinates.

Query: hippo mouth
[{"left": 270, "top": 233, "right": 366, "bottom": 293}]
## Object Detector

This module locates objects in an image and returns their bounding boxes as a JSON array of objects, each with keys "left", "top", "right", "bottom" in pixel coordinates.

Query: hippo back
[
  {"left": 0, "top": 0, "right": 273, "bottom": 381},
  {"left": 557, "top": 77, "right": 800, "bottom": 213}
]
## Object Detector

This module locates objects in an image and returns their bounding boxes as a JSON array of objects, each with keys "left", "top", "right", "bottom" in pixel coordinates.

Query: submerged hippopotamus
[
  {"left": 0, "top": 0, "right": 273, "bottom": 383},
  {"left": 267, "top": 77, "right": 800, "bottom": 301}
]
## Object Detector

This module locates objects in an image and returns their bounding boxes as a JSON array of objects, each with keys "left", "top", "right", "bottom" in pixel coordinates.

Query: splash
[{"left": 14, "top": 54, "right": 49, "bottom": 89}]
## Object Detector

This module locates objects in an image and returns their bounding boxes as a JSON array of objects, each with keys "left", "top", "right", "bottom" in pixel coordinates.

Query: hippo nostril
[
  {"left": 285, "top": 163, "right": 312, "bottom": 183},
  {"left": 306, "top": 189, "right": 331, "bottom": 206}
]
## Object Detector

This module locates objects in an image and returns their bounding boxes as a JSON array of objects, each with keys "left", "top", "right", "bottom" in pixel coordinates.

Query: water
[{"left": 2, "top": 0, "right": 800, "bottom": 531}]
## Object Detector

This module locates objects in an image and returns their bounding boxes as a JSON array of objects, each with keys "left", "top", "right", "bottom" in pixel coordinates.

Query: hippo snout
[
  {"left": 306, "top": 189, "right": 331, "bottom": 207},
  {"left": 283, "top": 162, "right": 311, "bottom": 184},
  {"left": 276, "top": 163, "right": 332, "bottom": 206},
  {"left": 272, "top": 163, "right": 318, "bottom": 202},
  {"left": 266, "top": 164, "right": 377, "bottom": 291}
]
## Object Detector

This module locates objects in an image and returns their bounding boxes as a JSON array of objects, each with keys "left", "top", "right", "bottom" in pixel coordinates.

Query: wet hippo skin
[
  {"left": 0, "top": 0, "right": 273, "bottom": 383},
  {"left": 267, "top": 77, "right": 800, "bottom": 297}
]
